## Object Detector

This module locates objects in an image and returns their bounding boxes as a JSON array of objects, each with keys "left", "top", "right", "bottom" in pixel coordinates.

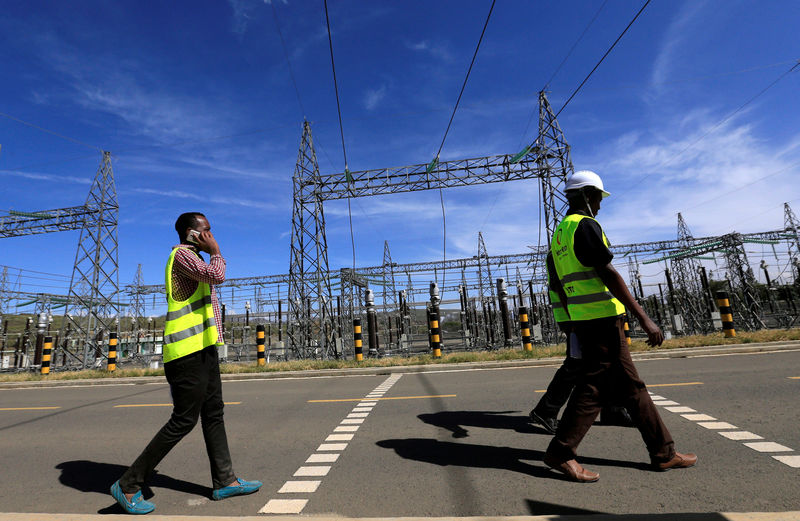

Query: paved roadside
[
  {"left": 1, "top": 340, "right": 798, "bottom": 390},
  {"left": 1, "top": 512, "right": 800, "bottom": 520}
]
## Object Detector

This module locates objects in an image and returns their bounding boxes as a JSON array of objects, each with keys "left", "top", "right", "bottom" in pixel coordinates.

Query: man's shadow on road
[
  {"left": 418, "top": 410, "right": 543, "bottom": 438},
  {"left": 376, "top": 438, "right": 647, "bottom": 483},
  {"left": 55, "top": 460, "right": 210, "bottom": 514}
]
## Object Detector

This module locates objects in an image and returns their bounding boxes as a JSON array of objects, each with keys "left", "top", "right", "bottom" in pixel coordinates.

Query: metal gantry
[
  {"left": 0, "top": 152, "right": 120, "bottom": 368},
  {"left": 286, "top": 92, "right": 574, "bottom": 357}
]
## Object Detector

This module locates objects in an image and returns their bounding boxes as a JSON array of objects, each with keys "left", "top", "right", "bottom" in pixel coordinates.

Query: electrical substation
[{"left": 1, "top": 90, "right": 799, "bottom": 374}]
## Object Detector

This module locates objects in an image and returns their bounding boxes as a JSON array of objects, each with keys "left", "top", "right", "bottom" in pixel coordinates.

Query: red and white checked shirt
[{"left": 170, "top": 244, "right": 226, "bottom": 344}]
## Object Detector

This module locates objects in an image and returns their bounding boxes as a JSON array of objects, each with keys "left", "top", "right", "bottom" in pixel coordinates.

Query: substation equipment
[{"left": 3, "top": 91, "right": 800, "bottom": 370}]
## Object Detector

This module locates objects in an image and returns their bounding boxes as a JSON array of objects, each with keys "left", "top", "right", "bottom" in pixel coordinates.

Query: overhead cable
[
  {"left": 513, "top": 0, "right": 652, "bottom": 163},
  {"left": 518, "top": 0, "right": 609, "bottom": 149},
  {"left": 429, "top": 0, "right": 497, "bottom": 288},
  {"left": 270, "top": 1, "right": 307, "bottom": 119},
  {"left": 323, "top": 0, "right": 357, "bottom": 272},
  {"left": 0, "top": 110, "right": 101, "bottom": 152},
  {"left": 550, "top": 0, "right": 652, "bottom": 123}
]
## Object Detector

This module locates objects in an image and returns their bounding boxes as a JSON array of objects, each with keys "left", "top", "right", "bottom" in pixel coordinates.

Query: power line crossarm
[
  {"left": 0, "top": 205, "right": 99, "bottom": 237},
  {"left": 313, "top": 150, "right": 545, "bottom": 201}
]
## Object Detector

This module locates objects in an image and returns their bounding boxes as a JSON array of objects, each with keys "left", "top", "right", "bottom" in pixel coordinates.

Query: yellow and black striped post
[
  {"left": 518, "top": 306, "right": 533, "bottom": 352},
  {"left": 40, "top": 335, "right": 52, "bottom": 375},
  {"left": 353, "top": 318, "right": 363, "bottom": 362},
  {"left": 430, "top": 311, "right": 442, "bottom": 358},
  {"left": 623, "top": 316, "right": 632, "bottom": 347},
  {"left": 256, "top": 324, "right": 266, "bottom": 366},
  {"left": 715, "top": 291, "right": 736, "bottom": 337},
  {"left": 107, "top": 332, "right": 117, "bottom": 372}
]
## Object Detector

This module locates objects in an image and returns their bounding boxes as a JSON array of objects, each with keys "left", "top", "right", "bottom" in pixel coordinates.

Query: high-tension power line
[
  {"left": 0, "top": 111, "right": 101, "bottom": 152},
  {"left": 427, "top": 0, "right": 496, "bottom": 288}
]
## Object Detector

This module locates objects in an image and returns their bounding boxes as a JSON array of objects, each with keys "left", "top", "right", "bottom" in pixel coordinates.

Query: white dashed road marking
[
  {"left": 773, "top": 455, "right": 800, "bottom": 467},
  {"left": 664, "top": 406, "right": 695, "bottom": 413},
  {"left": 719, "top": 431, "right": 763, "bottom": 441},
  {"left": 682, "top": 414, "right": 716, "bottom": 421},
  {"left": 649, "top": 391, "right": 799, "bottom": 469},
  {"left": 697, "top": 421, "right": 738, "bottom": 430},
  {"left": 744, "top": 442, "right": 792, "bottom": 452},
  {"left": 259, "top": 374, "right": 403, "bottom": 514},
  {"left": 278, "top": 481, "right": 320, "bottom": 493}
]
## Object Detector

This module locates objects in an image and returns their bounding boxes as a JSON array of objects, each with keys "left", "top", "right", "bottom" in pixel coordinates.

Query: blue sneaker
[
  {"left": 110, "top": 480, "right": 155, "bottom": 515},
  {"left": 212, "top": 478, "right": 263, "bottom": 500}
]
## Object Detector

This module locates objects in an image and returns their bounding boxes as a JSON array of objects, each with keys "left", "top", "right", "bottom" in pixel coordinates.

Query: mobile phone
[{"left": 187, "top": 229, "right": 201, "bottom": 245}]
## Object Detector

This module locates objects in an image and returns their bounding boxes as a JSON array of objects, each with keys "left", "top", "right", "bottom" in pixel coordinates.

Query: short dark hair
[{"left": 175, "top": 212, "right": 205, "bottom": 242}]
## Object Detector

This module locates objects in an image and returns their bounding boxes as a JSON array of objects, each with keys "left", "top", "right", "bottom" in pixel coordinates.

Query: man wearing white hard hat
[{"left": 542, "top": 170, "right": 697, "bottom": 482}]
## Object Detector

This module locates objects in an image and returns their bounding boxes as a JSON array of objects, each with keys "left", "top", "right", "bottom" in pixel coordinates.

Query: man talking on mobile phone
[{"left": 111, "top": 212, "right": 261, "bottom": 515}]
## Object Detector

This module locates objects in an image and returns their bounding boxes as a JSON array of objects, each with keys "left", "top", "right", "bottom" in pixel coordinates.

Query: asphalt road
[{"left": 1, "top": 348, "right": 799, "bottom": 518}]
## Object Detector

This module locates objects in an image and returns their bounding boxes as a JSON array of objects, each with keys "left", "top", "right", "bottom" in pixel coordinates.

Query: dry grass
[{"left": 2, "top": 328, "right": 798, "bottom": 383}]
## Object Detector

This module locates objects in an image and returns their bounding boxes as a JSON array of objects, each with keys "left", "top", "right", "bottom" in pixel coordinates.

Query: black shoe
[
  {"left": 600, "top": 407, "right": 635, "bottom": 427},
  {"left": 529, "top": 410, "right": 558, "bottom": 434}
]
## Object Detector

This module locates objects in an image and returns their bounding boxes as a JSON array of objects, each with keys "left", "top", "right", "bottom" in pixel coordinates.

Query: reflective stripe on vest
[
  {"left": 547, "top": 267, "right": 570, "bottom": 324},
  {"left": 163, "top": 248, "right": 219, "bottom": 363},
  {"left": 551, "top": 214, "right": 625, "bottom": 321}
]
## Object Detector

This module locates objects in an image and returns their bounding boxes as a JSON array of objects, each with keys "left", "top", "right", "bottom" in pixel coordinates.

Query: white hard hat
[{"left": 565, "top": 170, "right": 610, "bottom": 198}]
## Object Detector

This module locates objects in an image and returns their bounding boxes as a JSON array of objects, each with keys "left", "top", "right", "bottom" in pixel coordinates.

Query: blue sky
[{"left": 1, "top": 0, "right": 798, "bottom": 302}]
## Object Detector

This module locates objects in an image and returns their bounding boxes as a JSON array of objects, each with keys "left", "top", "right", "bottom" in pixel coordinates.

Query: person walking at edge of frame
[
  {"left": 111, "top": 212, "right": 262, "bottom": 514},
  {"left": 542, "top": 171, "right": 697, "bottom": 483},
  {"left": 528, "top": 250, "right": 635, "bottom": 434}
]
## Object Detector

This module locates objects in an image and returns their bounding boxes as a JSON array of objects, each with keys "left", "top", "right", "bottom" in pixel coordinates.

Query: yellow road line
[
  {"left": 648, "top": 382, "right": 704, "bottom": 388},
  {"left": 534, "top": 382, "right": 703, "bottom": 393},
  {"left": 789, "top": 376, "right": 800, "bottom": 380},
  {"left": 114, "top": 402, "right": 242, "bottom": 408},
  {"left": 0, "top": 406, "right": 61, "bottom": 411},
  {"left": 309, "top": 394, "right": 456, "bottom": 403}
]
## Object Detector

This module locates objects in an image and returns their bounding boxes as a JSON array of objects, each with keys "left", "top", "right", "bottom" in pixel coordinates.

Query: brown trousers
[{"left": 545, "top": 316, "right": 675, "bottom": 464}]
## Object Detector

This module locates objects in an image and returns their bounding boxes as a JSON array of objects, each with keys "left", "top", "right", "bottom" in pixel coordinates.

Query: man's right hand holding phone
[{"left": 190, "top": 230, "right": 220, "bottom": 256}]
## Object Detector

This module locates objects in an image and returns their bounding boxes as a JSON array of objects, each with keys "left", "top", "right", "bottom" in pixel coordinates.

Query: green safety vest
[
  {"left": 162, "top": 247, "right": 220, "bottom": 363},
  {"left": 551, "top": 214, "right": 625, "bottom": 321}
]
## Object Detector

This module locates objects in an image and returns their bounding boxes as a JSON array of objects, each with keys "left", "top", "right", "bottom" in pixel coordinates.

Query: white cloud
[
  {"left": 405, "top": 39, "right": 452, "bottom": 61},
  {"left": 649, "top": 1, "right": 709, "bottom": 97},
  {"left": 228, "top": 0, "right": 258, "bottom": 34},
  {"left": 129, "top": 187, "right": 277, "bottom": 211},
  {"left": 0, "top": 169, "right": 92, "bottom": 185},
  {"left": 364, "top": 85, "right": 387, "bottom": 110},
  {"left": 587, "top": 116, "right": 800, "bottom": 243}
]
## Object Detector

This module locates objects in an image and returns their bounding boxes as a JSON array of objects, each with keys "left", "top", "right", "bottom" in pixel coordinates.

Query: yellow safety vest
[
  {"left": 547, "top": 268, "right": 570, "bottom": 324},
  {"left": 162, "top": 248, "right": 219, "bottom": 363},
  {"left": 551, "top": 214, "right": 625, "bottom": 321}
]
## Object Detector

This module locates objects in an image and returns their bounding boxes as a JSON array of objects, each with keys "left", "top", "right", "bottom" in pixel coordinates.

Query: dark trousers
[
  {"left": 533, "top": 329, "right": 629, "bottom": 420},
  {"left": 545, "top": 316, "right": 675, "bottom": 463},
  {"left": 534, "top": 356, "right": 582, "bottom": 418},
  {"left": 119, "top": 345, "right": 236, "bottom": 493}
]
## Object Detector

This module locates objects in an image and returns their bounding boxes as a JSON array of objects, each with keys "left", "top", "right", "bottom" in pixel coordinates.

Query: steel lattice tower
[
  {"left": 288, "top": 121, "right": 335, "bottom": 358},
  {"left": 721, "top": 233, "right": 763, "bottom": 330},
  {"left": 62, "top": 151, "right": 120, "bottom": 367},
  {"left": 129, "top": 263, "right": 146, "bottom": 335},
  {"left": 381, "top": 241, "right": 399, "bottom": 352},
  {"left": 670, "top": 213, "right": 711, "bottom": 333},
  {"left": 784, "top": 203, "right": 800, "bottom": 282},
  {"left": 475, "top": 232, "right": 499, "bottom": 348},
  {"left": 0, "top": 266, "right": 7, "bottom": 322},
  {"left": 535, "top": 91, "right": 573, "bottom": 249}
]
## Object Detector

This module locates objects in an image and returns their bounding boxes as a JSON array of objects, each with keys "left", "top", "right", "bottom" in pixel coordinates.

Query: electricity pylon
[{"left": 62, "top": 151, "right": 120, "bottom": 367}]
